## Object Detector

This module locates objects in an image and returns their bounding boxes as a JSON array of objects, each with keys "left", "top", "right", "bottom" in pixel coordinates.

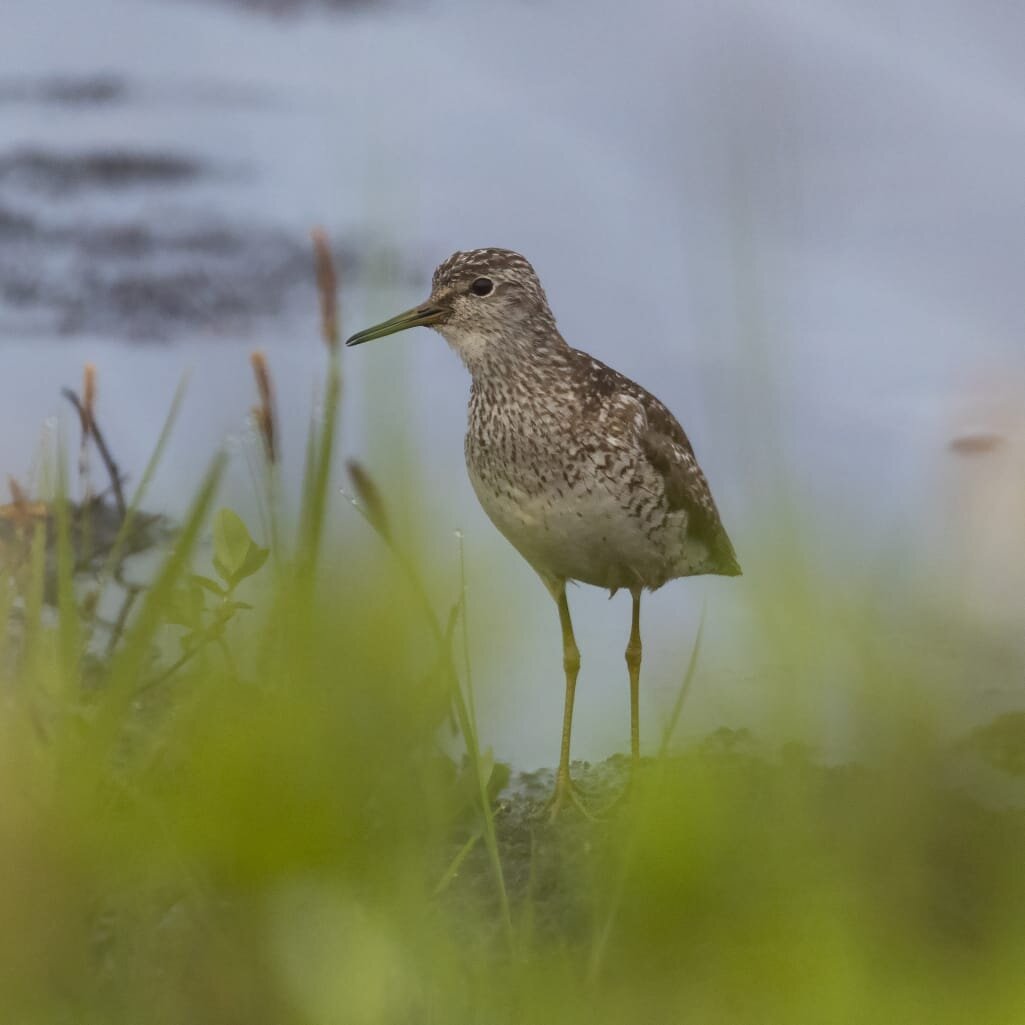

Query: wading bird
[{"left": 346, "top": 249, "right": 740, "bottom": 816}]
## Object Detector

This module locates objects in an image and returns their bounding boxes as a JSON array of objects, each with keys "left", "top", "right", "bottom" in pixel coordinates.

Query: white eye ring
[{"left": 470, "top": 277, "right": 494, "bottom": 297}]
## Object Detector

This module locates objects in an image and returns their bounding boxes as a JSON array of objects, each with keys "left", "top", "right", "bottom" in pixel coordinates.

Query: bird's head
[{"left": 345, "top": 248, "right": 560, "bottom": 369}]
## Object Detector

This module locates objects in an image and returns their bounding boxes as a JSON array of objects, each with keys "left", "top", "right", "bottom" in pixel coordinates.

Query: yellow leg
[
  {"left": 626, "top": 589, "right": 642, "bottom": 769},
  {"left": 547, "top": 582, "right": 587, "bottom": 820}
]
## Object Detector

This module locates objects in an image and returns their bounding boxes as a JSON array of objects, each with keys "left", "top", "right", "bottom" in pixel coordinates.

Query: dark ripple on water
[
  {"left": 0, "top": 74, "right": 128, "bottom": 106},
  {"left": 0, "top": 149, "right": 205, "bottom": 196},
  {"left": 0, "top": 201, "right": 355, "bottom": 340},
  {"left": 0, "top": 120, "right": 353, "bottom": 340},
  {"left": 0, "top": 60, "right": 408, "bottom": 342}
]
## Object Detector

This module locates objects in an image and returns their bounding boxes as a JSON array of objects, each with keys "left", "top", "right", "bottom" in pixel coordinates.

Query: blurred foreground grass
[{"left": 2, "top": 242, "right": 1024, "bottom": 1024}]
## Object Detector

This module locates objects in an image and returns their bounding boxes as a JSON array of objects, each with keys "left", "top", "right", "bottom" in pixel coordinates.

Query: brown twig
[
  {"left": 311, "top": 227, "right": 341, "bottom": 351},
  {"left": 249, "top": 351, "right": 277, "bottom": 464},
  {"left": 76, "top": 364, "right": 97, "bottom": 502},
  {"left": 62, "top": 384, "right": 126, "bottom": 520},
  {"left": 104, "top": 583, "right": 142, "bottom": 657}
]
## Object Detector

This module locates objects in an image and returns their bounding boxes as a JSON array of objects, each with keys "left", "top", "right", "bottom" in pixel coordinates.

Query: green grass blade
[
  {"left": 433, "top": 829, "right": 482, "bottom": 898},
  {"left": 587, "top": 609, "right": 706, "bottom": 982},
  {"left": 92, "top": 453, "right": 225, "bottom": 748},
  {"left": 53, "top": 439, "right": 82, "bottom": 691},
  {"left": 21, "top": 522, "right": 48, "bottom": 678},
  {"left": 86, "top": 377, "right": 188, "bottom": 644},
  {"left": 299, "top": 354, "right": 342, "bottom": 574},
  {"left": 657, "top": 602, "right": 706, "bottom": 759},
  {"left": 0, "top": 571, "right": 12, "bottom": 673},
  {"left": 455, "top": 530, "right": 513, "bottom": 946}
]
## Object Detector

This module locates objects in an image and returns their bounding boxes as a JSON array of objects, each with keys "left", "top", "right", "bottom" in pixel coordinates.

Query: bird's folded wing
[{"left": 617, "top": 390, "right": 739, "bottom": 571}]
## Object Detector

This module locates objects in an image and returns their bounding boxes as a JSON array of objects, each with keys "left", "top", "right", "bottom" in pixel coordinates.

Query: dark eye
[{"left": 470, "top": 277, "right": 494, "bottom": 297}]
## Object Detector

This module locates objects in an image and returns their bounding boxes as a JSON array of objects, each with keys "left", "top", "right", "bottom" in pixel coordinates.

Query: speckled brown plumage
[
  {"left": 346, "top": 247, "right": 740, "bottom": 816},
  {"left": 429, "top": 249, "right": 740, "bottom": 593}
]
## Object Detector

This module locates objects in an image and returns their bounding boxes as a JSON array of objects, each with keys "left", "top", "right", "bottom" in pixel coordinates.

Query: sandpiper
[{"left": 346, "top": 248, "right": 740, "bottom": 816}]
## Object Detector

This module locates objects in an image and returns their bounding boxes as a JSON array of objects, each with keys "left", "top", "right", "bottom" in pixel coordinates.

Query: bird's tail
[{"left": 710, "top": 525, "right": 742, "bottom": 576}]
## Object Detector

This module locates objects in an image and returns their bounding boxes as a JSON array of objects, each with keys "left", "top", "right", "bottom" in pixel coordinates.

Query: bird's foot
[{"left": 545, "top": 771, "right": 601, "bottom": 823}]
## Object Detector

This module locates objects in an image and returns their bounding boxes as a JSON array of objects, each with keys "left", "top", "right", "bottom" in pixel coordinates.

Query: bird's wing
[
  {"left": 570, "top": 350, "right": 740, "bottom": 573},
  {"left": 613, "top": 382, "right": 741, "bottom": 575},
  {"left": 631, "top": 395, "right": 710, "bottom": 512}
]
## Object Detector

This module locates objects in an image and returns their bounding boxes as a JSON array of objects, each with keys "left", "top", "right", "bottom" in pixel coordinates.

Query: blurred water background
[{"left": 1, "top": 0, "right": 1022, "bottom": 768}]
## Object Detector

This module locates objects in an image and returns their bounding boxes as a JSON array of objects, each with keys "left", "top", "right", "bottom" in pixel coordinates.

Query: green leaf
[
  {"left": 212, "top": 555, "right": 232, "bottom": 585},
  {"left": 212, "top": 508, "right": 269, "bottom": 588},
  {"left": 231, "top": 543, "right": 269, "bottom": 586},
  {"left": 477, "top": 747, "right": 495, "bottom": 792},
  {"left": 486, "top": 759, "right": 511, "bottom": 802},
  {"left": 213, "top": 508, "right": 253, "bottom": 580},
  {"left": 191, "top": 574, "right": 226, "bottom": 597},
  {"left": 212, "top": 604, "right": 234, "bottom": 625}
]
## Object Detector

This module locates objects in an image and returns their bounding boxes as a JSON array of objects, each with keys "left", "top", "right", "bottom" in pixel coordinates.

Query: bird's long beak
[{"left": 344, "top": 302, "right": 447, "bottom": 347}]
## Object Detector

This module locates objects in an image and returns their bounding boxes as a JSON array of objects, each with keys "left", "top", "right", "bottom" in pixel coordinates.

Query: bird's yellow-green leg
[
  {"left": 594, "top": 588, "right": 644, "bottom": 813},
  {"left": 546, "top": 583, "right": 594, "bottom": 820},
  {"left": 626, "top": 588, "right": 643, "bottom": 770}
]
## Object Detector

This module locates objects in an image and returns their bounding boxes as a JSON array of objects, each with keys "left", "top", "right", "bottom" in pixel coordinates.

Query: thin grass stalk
[
  {"left": 299, "top": 228, "right": 344, "bottom": 578},
  {"left": 436, "top": 604, "right": 514, "bottom": 948},
  {"left": 91, "top": 455, "right": 225, "bottom": 754},
  {"left": 298, "top": 415, "right": 318, "bottom": 556},
  {"left": 76, "top": 367, "right": 93, "bottom": 502},
  {"left": 85, "top": 378, "right": 188, "bottom": 649},
  {"left": 586, "top": 612, "right": 705, "bottom": 982},
  {"left": 656, "top": 603, "right": 706, "bottom": 759},
  {"left": 76, "top": 365, "right": 96, "bottom": 566},
  {"left": 345, "top": 469, "right": 513, "bottom": 946},
  {"left": 432, "top": 829, "right": 482, "bottom": 898},
  {"left": 0, "top": 572, "right": 12, "bottom": 674},
  {"left": 456, "top": 529, "right": 513, "bottom": 941},
  {"left": 104, "top": 586, "right": 140, "bottom": 659},
  {"left": 53, "top": 436, "right": 82, "bottom": 691},
  {"left": 21, "top": 522, "right": 47, "bottom": 681},
  {"left": 299, "top": 353, "right": 341, "bottom": 578}
]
